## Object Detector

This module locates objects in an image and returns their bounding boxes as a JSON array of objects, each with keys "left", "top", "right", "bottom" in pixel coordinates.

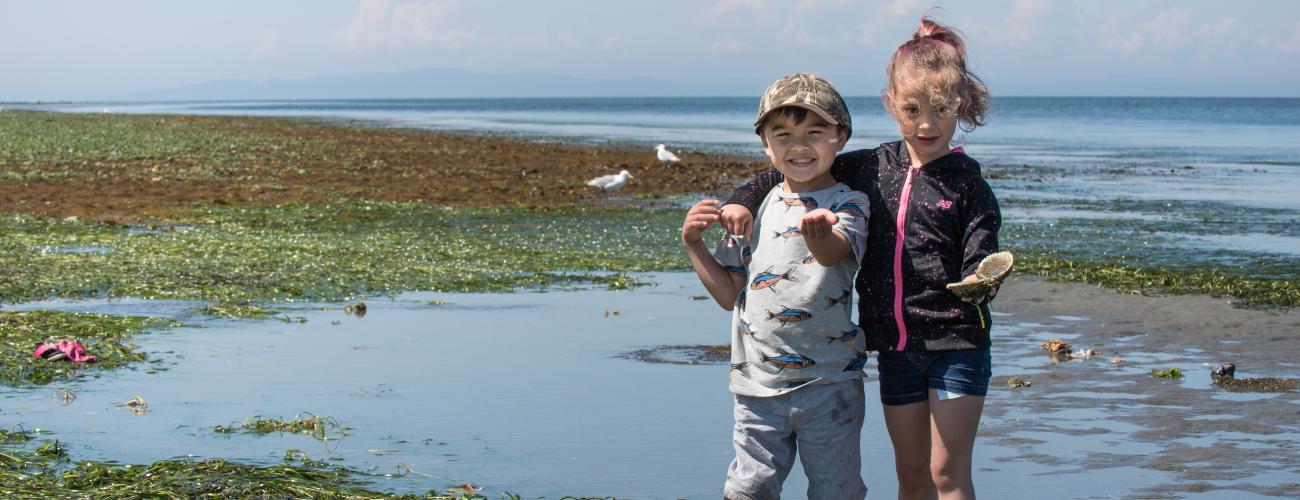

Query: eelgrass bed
[{"left": 0, "top": 428, "right": 505, "bottom": 499}]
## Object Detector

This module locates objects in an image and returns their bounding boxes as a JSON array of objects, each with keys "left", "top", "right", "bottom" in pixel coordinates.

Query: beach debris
[
  {"left": 35, "top": 439, "right": 66, "bottom": 458},
  {"left": 32, "top": 339, "right": 98, "bottom": 363},
  {"left": 1007, "top": 376, "right": 1031, "bottom": 388},
  {"left": 619, "top": 344, "right": 729, "bottom": 365},
  {"left": 1040, "top": 339, "right": 1073, "bottom": 361},
  {"left": 602, "top": 309, "right": 622, "bottom": 318},
  {"left": 947, "top": 251, "right": 1014, "bottom": 299},
  {"left": 585, "top": 169, "right": 633, "bottom": 192},
  {"left": 1209, "top": 363, "right": 1300, "bottom": 393},
  {"left": 118, "top": 396, "right": 148, "bottom": 415},
  {"left": 214, "top": 413, "right": 344, "bottom": 441},
  {"left": 1211, "top": 362, "right": 1235, "bottom": 380},
  {"left": 1110, "top": 355, "right": 1127, "bottom": 365},
  {"left": 1069, "top": 347, "right": 1100, "bottom": 360},
  {"left": 53, "top": 388, "right": 76, "bottom": 406},
  {"left": 343, "top": 301, "right": 367, "bottom": 318},
  {"left": 655, "top": 143, "right": 682, "bottom": 166},
  {"left": 688, "top": 295, "right": 709, "bottom": 301},
  {"left": 446, "top": 483, "right": 482, "bottom": 495},
  {"left": 1152, "top": 367, "right": 1184, "bottom": 379}
]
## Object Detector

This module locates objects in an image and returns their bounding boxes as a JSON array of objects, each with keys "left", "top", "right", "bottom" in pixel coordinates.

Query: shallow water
[{"left": 3, "top": 272, "right": 1298, "bottom": 498}]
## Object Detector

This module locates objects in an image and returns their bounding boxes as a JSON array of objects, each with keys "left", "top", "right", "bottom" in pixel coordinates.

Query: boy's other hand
[
  {"left": 798, "top": 209, "right": 839, "bottom": 239},
  {"left": 682, "top": 199, "right": 722, "bottom": 243},
  {"left": 719, "top": 204, "right": 753, "bottom": 240}
]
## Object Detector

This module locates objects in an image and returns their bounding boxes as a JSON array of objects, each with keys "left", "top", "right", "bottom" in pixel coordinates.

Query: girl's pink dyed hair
[{"left": 883, "top": 13, "right": 990, "bottom": 132}]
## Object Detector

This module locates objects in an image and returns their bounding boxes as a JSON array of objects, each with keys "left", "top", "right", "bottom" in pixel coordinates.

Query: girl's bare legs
[
  {"left": 883, "top": 401, "right": 936, "bottom": 500},
  {"left": 884, "top": 391, "right": 985, "bottom": 500},
  {"left": 928, "top": 391, "right": 984, "bottom": 500}
]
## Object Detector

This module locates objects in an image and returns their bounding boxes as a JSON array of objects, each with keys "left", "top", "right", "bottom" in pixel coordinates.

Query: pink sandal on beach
[
  {"left": 32, "top": 339, "right": 98, "bottom": 363},
  {"left": 33, "top": 342, "right": 67, "bottom": 361}
]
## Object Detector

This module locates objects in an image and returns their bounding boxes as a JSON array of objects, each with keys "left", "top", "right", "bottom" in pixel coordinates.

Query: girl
[{"left": 720, "top": 15, "right": 999, "bottom": 500}]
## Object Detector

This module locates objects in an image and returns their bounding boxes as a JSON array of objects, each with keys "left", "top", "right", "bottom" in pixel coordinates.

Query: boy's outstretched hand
[
  {"left": 682, "top": 199, "right": 722, "bottom": 243},
  {"left": 798, "top": 209, "right": 840, "bottom": 239},
  {"left": 719, "top": 204, "right": 753, "bottom": 240}
]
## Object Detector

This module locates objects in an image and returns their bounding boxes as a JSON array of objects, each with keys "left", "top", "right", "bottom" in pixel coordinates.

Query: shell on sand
[{"left": 947, "top": 251, "right": 1015, "bottom": 298}]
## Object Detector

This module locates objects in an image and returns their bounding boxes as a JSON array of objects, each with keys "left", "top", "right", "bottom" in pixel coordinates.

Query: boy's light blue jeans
[{"left": 724, "top": 378, "right": 867, "bottom": 500}]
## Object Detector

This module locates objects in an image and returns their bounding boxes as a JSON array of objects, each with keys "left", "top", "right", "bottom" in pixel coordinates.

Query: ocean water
[{"left": 30, "top": 97, "right": 1300, "bottom": 171}]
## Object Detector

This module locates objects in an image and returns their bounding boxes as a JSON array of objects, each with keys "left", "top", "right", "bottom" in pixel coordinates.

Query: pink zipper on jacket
[{"left": 892, "top": 165, "right": 919, "bottom": 351}]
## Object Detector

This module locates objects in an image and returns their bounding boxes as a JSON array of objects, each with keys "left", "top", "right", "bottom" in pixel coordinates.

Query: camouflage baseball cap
[{"left": 755, "top": 72, "right": 852, "bottom": 139}]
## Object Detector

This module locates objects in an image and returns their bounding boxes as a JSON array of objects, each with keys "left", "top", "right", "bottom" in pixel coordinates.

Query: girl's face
[{"left": 892, "top": 86, "right": 959, "bottom": 167}]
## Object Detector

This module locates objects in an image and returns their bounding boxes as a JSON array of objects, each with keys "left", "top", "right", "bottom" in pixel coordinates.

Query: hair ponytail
[{"left": 884, "top": 13, "right": 989, "bottom": 132}]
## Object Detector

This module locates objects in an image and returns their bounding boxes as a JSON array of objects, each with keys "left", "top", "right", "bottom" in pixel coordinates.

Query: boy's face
[{"left": 761, "top": 110, "right": 847, "bottom": 191}]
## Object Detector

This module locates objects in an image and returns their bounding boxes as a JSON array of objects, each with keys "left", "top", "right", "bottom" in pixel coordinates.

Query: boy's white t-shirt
[{"left": 714, "top": 182, "right": 870, "bottom": 397}]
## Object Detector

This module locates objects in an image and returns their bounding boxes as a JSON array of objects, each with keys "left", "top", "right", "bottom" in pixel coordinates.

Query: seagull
[
  {"left": 655, "top": 144, "right": 681, "bottom": 166},
  {"left": 586, "top": 169, "right": 633, "bottom": 192}
]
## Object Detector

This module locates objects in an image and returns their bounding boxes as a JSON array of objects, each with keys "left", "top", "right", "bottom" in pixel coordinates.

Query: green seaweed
[
  {"left": 0, "top": 437, "right": 499, "bottom": 499},
  {"left": 0, "top": 204, "right": 676, "bottom": 312},
  {"left": 1152, "top": 367, "right": 1184, "bottom": 379},
  {"left": 0, "top": 310, "right": 178, "bottom": 386},
  {"left": 214, "top": 413, "right": 347, "bottom": 442}
]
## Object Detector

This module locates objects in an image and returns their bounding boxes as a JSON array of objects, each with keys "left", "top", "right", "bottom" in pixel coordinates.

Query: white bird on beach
[
  {"left": 655, "top": 144, "right": 681, "bottom": 166},
  {"left": 586, "top": 169, "right": 633, "bottom": 192}
]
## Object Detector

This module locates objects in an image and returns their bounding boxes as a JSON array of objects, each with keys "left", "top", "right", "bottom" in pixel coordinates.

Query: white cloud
[
  {"left": 878, "top": 0, "right": 925, "bottom": 19},
  {"left": 331, "top": 0, "right": 476, "bottom": 51},
  {"left": 1138, "top": 8, "right": 1191, "bottom": 48},
  {"left": 1263, "top": 21, "right": 1300, "bottom": 53},
  {"left": 1194, "top": 16, "right": 1243, "bottom": 40},
  {"left": 255, "top": 30, "right": 280, "bottom": 58},
  {"left": 1101, "top": 31, "right": 1146, "bottom": 53},
  {"left": 1002, "top": 0, "right": 1051, "bottom": 44},
  {"left": 958, "top": 0, "right": 1052, "bottom": 48},
  {"left": 855, "top": 20, "right": 879, "bottom": 47},
  {"left": 332, "top": 0, "right": 391, "bottom": 50},
  {"left": 598, "top": 36, "right": 620, "bottom": 50},
  {"left": 699, "top": 0, "right": 769, "bottom": 21},
  {"left": 711, "top": 39, "right": 748, "bottom": 53}
]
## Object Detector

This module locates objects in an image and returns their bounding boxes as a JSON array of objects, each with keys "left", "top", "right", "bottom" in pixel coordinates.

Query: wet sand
[
  {"left": 0, "top": 111, "right": 769, "bottom": 222},
  {"left": 985, "top": 276, "right": 1300, "bottom": 497}
]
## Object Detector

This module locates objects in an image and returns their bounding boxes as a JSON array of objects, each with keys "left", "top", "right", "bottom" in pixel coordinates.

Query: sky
[{"left": 2, "top": 0, "right": 1299, "bottom": 100}]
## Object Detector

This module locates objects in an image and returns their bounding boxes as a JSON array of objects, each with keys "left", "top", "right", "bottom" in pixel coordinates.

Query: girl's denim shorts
[{"left": 876, "top": 348, "right": 992, "bottom": 406}]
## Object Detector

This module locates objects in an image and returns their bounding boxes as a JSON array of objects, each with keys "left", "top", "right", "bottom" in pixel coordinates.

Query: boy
[{"left": 681, "top": 73, "right": 870, "bottom": 500}]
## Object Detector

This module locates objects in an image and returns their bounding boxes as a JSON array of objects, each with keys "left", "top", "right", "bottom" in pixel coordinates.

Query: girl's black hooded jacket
[{"left": 725, "top": 141, "right": 1001, "bottom": 352}]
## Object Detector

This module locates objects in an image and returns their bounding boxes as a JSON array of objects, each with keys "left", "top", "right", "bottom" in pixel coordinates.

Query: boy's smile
[{"left": 761, "top": 110, "right": 847, "bottom": 193}]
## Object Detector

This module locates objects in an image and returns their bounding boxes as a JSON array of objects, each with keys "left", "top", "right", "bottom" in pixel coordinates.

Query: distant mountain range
[{"left": 129, "top": 67, "right": 796, "bottom": 100}]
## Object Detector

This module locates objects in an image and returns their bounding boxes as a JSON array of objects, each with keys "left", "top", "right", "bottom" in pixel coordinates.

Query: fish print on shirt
[
  {"left": 781, "top": 195, "right": 818, "bottom": 211},
  {"left": 772, "top": 226, "right": 802, "bottom": 240},
  {"left": 843, "top": 352, "right": 870, "bottom": 372},
  {"left": 824, "top": 289, "right": 851, "bottom": 310},
  {"left": 826, "top": 329, "right": 858, "bottom": 344},
  {"left": 761, "top": 348, "right": 816, "bottom": 371},
  {"left": 830, "top": 201, "right": 866, "bottom": 219},
  {"left": 750, "top": 267, "right": 798, "bottom": 292},
  {"left": 765, "top": 306, "right": 811, "bottom": 326}
]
